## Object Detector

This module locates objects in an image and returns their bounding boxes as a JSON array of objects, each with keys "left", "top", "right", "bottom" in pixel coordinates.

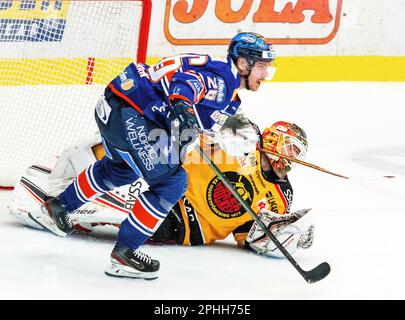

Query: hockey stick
[
  {"left": 259, "top": 147, "right": 397, "bottom": 180},
  {"left": 258, "top": 147, "right": 349, "bottom": 179},
  {"left": 195, "top": 145, "right": 331, "bottom": 284}
]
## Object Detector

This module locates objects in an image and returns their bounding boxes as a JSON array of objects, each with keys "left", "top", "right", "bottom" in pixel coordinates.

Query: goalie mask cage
[{"left": 0, "top": 0, "right": 152, "bottom": 188}]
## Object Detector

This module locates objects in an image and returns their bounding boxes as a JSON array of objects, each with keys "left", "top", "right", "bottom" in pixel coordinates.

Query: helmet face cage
[
  {"left": 276, "top": 135, "right": 307, "bottom": 166},
  {"left": 262, "top": 122, "right": 308, "bottom": 178}
]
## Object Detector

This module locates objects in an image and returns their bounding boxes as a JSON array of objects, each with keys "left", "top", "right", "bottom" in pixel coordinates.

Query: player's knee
[{"left": 157, "top": 168, "right": 188, "bottom": 208}]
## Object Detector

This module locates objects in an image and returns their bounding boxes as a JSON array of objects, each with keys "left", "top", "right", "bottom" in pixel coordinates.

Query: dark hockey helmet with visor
[{"left": 228, "top": 32, "right": 276, "bottom": 70}]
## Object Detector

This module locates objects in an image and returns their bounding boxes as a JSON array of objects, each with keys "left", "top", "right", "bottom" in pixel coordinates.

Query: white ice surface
[{"left": 1, "top": 82, "right": 405, "bottom": 299}]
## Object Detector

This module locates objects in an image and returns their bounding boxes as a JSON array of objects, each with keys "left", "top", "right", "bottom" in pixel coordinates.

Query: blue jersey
[{"left": 108, "top": 54, "right": 241, "bottom": 132}]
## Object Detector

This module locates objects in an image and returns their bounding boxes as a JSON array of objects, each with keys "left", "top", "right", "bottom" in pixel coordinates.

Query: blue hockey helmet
[{"left": 228, "top": 32, "right": 276, "bottom": 68}]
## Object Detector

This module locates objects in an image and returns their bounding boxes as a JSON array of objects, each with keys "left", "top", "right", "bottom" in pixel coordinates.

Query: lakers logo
[{"left": 206, "top": 172, "right": 254, "bottom": 219}]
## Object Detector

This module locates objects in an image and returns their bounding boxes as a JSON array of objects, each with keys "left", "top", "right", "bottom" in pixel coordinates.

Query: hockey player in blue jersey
[{"left": 29, "top": 32, "right": 276, "bottom": 280}]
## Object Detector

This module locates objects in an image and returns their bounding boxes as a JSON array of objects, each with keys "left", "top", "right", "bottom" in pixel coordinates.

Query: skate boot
[
  {"left": 28, "top": 196, "right": 74, "bottom": 237},
  {"left": 105, "top": 244, "right": 160, "bottom": 280}
]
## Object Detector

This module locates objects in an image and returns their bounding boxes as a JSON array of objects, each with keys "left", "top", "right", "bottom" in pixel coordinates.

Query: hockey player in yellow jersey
[{"left": 149, "top": 118, "right": 315, "bottom": 257}]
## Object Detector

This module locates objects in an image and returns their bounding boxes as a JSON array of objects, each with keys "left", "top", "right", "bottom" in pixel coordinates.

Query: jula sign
[{"left": 164, "top": 0, "right": 343, "bottom": 45}]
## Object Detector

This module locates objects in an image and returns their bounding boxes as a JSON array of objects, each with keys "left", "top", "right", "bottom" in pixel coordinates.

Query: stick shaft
[
  {"left": 258, "top": 147, "right": 349, "bottom": 179},
  {"left": 195, "top": 145, "right": 312, "bottom": 281}
]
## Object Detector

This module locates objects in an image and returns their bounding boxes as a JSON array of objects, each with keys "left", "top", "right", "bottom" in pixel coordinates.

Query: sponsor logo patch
[
  {"left": 125, "top": 117, "right": 158, "bottom": 171},
  {"left": 95, "top": 97, "right": 112, "bottom": 125},
  {"left": 265, "top": 191, "right": 280, "bottom": 214},
  {"left": 241, "top": 34, "right": 256, "bottom": 43},
  {"left": 216, "top": 78, "right": 226, "bottom": 103},
  {"left": 124, "top": 181, "right": 144, "bottom": 210},
  {"left": 119, "top": 70, "right": 136, "bottom": 91},
  {"left": 121, "top": 79, "right": 134, "bottom": 91},
  {"left": 257, "top": 198, "right": 269, "bottom": 210},
  {"left": 210, "top": 111, "right": 228, "bottom": 126},
  {"left": 187, "top": 78, "right": 203, "bottom": 103},
  {"left": 206, "top": 172, "right": 254, "bottom": 219}
]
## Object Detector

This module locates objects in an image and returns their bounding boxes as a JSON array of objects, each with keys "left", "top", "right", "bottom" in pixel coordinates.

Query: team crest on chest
[{"left": 206, "top": 172, "right": 254, "bottom": 219}]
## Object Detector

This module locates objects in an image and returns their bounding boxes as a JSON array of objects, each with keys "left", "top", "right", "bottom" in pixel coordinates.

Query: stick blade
[{"left": 304, "top": 262, "right": 331, "bottom": 284}]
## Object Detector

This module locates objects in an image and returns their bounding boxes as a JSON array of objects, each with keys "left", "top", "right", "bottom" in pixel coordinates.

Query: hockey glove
[
  {"left": 169, "top": 99, "right": 198, "bottom": 130},
  {"left": 245, "top": 209, "right": 315, "bottom": 258},
  {"left": 168, "top": 99, "right": 200, "bottom": 162},
  {"left": 215, "top": 113, "right": 258, "bottom": 157}
]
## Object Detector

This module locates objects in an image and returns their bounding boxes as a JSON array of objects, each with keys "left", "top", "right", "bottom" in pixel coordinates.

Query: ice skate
[
  {"left": 105, "top": 244, "right": 160, "bottom": 280},
  {"left": 28, "top": 196, "right": 74, "bottom": 237}
]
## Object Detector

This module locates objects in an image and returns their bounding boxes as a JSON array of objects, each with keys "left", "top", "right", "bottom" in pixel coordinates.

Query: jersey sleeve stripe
[
  {"left": 107, "top": 83, "right": 144, "bottom": 115},
  {"left": 169, "top": 93, "right": 191, "bottom": 104}
]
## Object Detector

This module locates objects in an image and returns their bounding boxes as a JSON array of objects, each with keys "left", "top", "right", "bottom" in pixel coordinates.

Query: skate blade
[
  {"left": 28, "top": 211, "right": 67, "bottom": 238},
  {"left": 105, "top": 263, "right": 158, "bottom": 280}
]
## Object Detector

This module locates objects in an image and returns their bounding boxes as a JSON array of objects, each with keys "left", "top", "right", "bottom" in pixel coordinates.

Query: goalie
[{"left": 10, "top": 117, "right": 314, "bottom": 258}]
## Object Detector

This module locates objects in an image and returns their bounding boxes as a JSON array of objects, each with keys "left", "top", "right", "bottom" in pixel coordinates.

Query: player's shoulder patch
[{"left": 184, "top": 70, "right": 206, "bottom": 103}]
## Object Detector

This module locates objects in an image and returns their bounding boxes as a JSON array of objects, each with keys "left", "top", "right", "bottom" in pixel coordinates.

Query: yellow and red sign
[{"left": 164, "top": 0, "right": 343, "bottom": 45}]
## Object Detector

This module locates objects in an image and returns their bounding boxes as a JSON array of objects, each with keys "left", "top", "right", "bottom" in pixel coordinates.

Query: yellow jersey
[
  {"left": 92, "top": 139, "right": 293, "bottom": 246},
  {"left": 178, "top": 144, "right": 293, "bottom": 247}
]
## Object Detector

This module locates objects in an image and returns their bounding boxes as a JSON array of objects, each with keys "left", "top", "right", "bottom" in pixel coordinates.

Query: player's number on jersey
[{"left": 148, "top": 55, "right": 208, "bottom": 82}]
